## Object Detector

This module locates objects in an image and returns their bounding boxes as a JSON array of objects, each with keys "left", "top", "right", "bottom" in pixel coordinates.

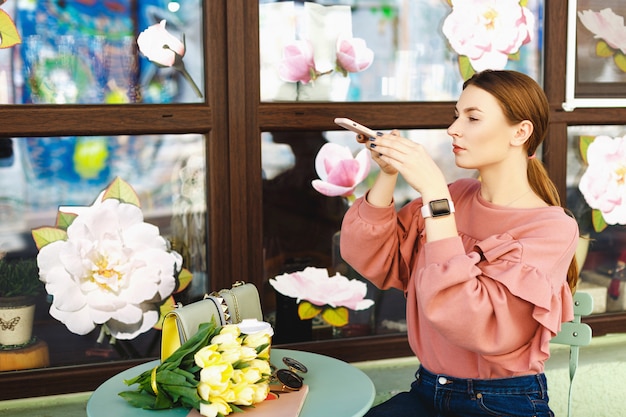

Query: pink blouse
[{"left": 340, "top": 178, "right": 578, "bottom": 379}]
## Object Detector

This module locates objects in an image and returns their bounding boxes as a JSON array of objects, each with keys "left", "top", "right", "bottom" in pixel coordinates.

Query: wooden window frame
[{"left": 2, "top": 0, "right": 626, "bottom": 400}]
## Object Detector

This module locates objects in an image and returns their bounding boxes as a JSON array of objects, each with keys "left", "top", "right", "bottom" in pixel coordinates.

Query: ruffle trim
[{"left": 473, "top": 233, "right": 574, "bottom": 373}]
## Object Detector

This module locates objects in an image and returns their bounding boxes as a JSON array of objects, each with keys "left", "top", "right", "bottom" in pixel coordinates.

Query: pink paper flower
[
  {"left": 336, "top": 37, "right": 374, "bottom": 75},
  {"left": 312, "top": 142, "right": 371, "bottom": 197},
  {"left": 579, "top": 135, "right": 626, "bottom": 226},
  {"left": 278, "top": 40, "right": 317, "bottom": 84},
  {"left": 578, "top": 8, "right": 626, "bottom": 54},
  {"left": 136, "top": 19, "right": 202, "bottom": 97},
  {"left": 442, "top": 0, "right": 535, "bottom": 72},
  {"left": 269, "top": 267, "right": 374, "bottom": 311}
]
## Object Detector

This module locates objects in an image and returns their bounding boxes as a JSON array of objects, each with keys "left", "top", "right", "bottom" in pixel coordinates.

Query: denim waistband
[{"left": 415, "top": 365, "right": 548, "bottom": 396}]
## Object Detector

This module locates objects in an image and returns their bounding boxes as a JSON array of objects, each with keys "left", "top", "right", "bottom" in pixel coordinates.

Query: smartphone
[{"left": 334, "top": 117, "right": 377, "bottom": 138}]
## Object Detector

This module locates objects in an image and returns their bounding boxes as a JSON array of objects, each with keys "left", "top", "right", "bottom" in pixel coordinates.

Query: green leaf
[
  {"left": 298, "top": 301, "right": 322, "bottom": 320},
  {"left": 508, "top": 51, "right": 521, "bottom": 61},
  {"left": 31, "top": 227, "right": 67, "bottom": 250},
  {"left": 102, "top": 177, "right": 141, "bottom": 207},
  {"left": 596, "top": 40, "right": 615, "bottom": 58},
  {"left": 321, "top": 306, "right": 349, "bottom": 327},
  {"left": 56, "top": 211, "right": 78, "bottom": 230},
  {"left": 175, "top": 268, "right": 193, "bottom": 293},
  {"left": 579, "top": 136, "right": 595, "bottom": 164},
  {"left": 458, "top": 55, "right": 475, "bottom": 81},
  {"left": 592, "top": 209, "right": 608, "bottom": 233},
  {"left": 0, "top": 10, "right": 22, "bottom": 49},
  {"left": 118, "top": 391, "right": 157, "bottom": 409},
  {"left": 255, "top": 343, "right": 270, "bottom": 354},
  {"left": 614, "top": 52, "right": 626, "bottom": 73}
]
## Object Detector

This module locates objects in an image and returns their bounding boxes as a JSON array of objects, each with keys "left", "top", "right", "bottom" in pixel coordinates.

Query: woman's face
[{"left": 447, "top": 85, "right": 520, "bottom": 171}]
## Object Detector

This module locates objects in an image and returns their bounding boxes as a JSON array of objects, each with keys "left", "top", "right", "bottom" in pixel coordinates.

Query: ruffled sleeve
[
  {"left": 475, "top": 233, "right": 575, "bottom": 370},
  {"left": 476, "top": 233, "right": 574, "bottom": 336}
]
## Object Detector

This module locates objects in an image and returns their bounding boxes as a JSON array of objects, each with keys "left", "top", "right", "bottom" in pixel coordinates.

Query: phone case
[{"left": 334, "top": 117, "right": 376, "bottom": 138}]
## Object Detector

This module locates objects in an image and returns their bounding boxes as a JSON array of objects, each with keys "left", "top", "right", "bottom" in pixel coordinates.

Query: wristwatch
[{"left": 421, "top": 198, "right": 455, "bottom": 218}]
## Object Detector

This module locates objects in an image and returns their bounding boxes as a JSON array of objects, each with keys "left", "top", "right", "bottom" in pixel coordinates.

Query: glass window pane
[
  {"left": 0, "top": 0, "right": 204, "bottom": 104},
  {"left": 259, "top": 0, "right": 544, "bottom": 102},
  {"left": 575, "top": 0, "right": 626, "bottom": 97},
  {"left": 261, "top": 129, "right": 475, "bottom": 342},
  {"left": 0, "top": 134, "right": 207, "bottom": 370},
  {"left": 566, "top": 125, "right": 626, "bottom": 315}
]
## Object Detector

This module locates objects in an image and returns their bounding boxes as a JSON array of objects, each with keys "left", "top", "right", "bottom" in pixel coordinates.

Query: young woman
[{"left": 340, "top": 70, "right": 579, "bottom": 417}]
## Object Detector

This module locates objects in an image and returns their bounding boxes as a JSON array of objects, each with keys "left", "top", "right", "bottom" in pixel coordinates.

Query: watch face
[{"left": 430, "top": 199, "right": 451, "bottom": 217}]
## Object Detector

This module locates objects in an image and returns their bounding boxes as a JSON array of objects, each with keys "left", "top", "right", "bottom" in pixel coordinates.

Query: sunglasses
[{"left": 269, "top": 357, "right": 308, "bottom": 393}]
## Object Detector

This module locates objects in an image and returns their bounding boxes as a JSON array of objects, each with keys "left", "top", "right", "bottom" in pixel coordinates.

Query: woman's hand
[
  {"left": 357, "top": 132, "right": 398, "bottom": 176},
  {"left": 363, "top": 131, "right": 448, "bottom": 197}
]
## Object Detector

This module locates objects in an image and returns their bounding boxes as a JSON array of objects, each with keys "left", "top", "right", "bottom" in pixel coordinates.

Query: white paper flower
[
  {"left": 442, "top": 0, "right": 535, "bottom": 72},
  {"left": 578, "top": 8, "right": 626, "bottom": 54},
  {"left": 579, "top": 135, "right": 626, "bottom": 226},
  {"left": 35, "top": 195, "right": 180, "bottom": 339},
  {"left": 269, "top": 266, "right": 374, "bottom": 310}
]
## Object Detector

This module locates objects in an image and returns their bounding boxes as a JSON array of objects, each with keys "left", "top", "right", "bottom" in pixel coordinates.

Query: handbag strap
[
  {"left": 205, "top": 293, "right": 230, "bottom": 324},
  {"left": 220, "top": 288, "right": 241, "bottom": 323}
]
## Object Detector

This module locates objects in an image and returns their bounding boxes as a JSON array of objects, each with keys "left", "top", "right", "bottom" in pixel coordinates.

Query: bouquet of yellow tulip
[{"left": 119, "top": 321, "right": 272, "bottom": 417}]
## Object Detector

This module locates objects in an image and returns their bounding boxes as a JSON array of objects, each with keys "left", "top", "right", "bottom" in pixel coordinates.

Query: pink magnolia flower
[
  {"left": 269, "top": 267, "right": 374, "bottom": 311},
  {"left": 137, "top": 20, "right": 185, "bottom": 67},
  {"left": 312, "top": 142, "right": 371, "bottom": 197},
  {"left": 579, "top": 135, "right": 626, "bottom": 226},
  {"left": 578, "top": 8, "right": 626, "bottom": 54},
  {"left": 137, "top": 19, "right": 202, "bottom": 97},
  {"left": 336, "top": 37, "right": 374, "bottom": 75},
  {"left": 278, "top": 40, "right": 317, "bottom": 84},
  {"left": 442, "top": 0, "right": 535, "bottom": 72}
]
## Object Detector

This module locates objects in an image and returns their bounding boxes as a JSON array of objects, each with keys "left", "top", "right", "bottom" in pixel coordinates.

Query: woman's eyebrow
[{"left": 455, "top": 105, "right": 483, "bottom": 114}]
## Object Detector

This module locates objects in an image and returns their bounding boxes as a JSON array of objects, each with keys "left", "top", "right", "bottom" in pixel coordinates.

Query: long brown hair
[{"left": 463, "top": 70, "right": 579, "bottom": 292}]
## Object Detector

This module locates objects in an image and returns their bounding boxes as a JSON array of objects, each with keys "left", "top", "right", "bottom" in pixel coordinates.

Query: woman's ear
[{"left": 511, "top": 120, "right": 533, "bottom": 147}]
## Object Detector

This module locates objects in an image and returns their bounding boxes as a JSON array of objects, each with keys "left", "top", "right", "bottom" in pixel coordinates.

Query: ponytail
[{"left": 528, "top": 158, "right": 579, "bottom": 293}]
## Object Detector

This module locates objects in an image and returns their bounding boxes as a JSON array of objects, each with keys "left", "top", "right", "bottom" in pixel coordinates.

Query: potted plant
[{"left": 0, "top": 257, "right": 43, "bottom": 347}]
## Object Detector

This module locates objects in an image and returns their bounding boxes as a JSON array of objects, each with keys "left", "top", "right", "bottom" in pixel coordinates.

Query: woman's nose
[{"left": 447, "top": 120, "right": 459, "bottom": 137}]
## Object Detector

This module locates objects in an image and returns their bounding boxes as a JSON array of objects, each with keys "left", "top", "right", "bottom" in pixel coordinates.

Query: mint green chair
[{"left": 551, "top": 291, "right": 593, "bottom": 417}]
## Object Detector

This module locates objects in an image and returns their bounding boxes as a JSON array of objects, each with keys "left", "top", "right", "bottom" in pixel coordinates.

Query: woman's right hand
[{"left": 357, "top": 132, "right": 399, "bottom": 176}]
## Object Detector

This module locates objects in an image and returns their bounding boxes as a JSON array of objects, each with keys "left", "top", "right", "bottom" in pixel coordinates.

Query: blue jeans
[{"left": 365, "top": 365, "right": 554, "bottom": 417}]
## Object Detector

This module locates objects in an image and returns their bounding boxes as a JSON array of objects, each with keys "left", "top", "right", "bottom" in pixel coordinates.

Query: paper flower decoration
[
  {"left": 31, "top": 177, "right": 190, "bottom": 340},
  {"left": 137, "top": 19, "right": 202, "bottom": 98},
  {"left": 442, "top": 0, "right": 535, "bottom": 78},
  {"left": 269, "top": 267, "right": 374, "bottom": 327},
  {"left": 578, "top": 8, "right": 626, "bottom": 73},
  {"left": 278, "top": 40, "right": 318, "bottom": 84},
  {"left": 311, "top": 142, "right": 371, "bottom": 199},
  {"left": 278, "top": 37, "right": 374, "bottom": 84},
  {"left": 578, "top": 135, "right": 626, "bottom": 232},
  {"left": 335, "top": 37, "right": 374, "bottom": 76},
  {"left": 0, "top": 7, "right": 21, "bottom": 49}
]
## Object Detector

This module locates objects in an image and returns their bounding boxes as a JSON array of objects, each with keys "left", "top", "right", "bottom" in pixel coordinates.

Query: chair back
[
  {"left": 550, "top": 291, "right": 594, "bottom": 417},
  {"left": 551, "top": 291, "right": 593, "bottom": 346}
]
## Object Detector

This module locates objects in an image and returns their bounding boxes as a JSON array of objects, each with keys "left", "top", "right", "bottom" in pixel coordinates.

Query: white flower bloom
[
  {"left": 579, "top": 135, "right": 626, "bottom": 226},
  {"left": 442, "top": 0, "right": 535, "bottom": 72},
  {"left": 36, "top": 198, "right": 180, "bottom": 339},
  {"left": 269, "top": 266, "right": 374, "bottom": 310}
]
